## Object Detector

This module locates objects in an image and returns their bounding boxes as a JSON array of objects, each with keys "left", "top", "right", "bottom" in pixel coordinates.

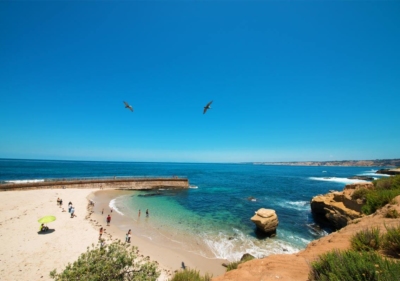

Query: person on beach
[
  {"left": 126, "top": 229, "right": 131, "bottom": 243},
  {"left": 57, "top": 198, "right": 60, "bottom": 206},
  {"left": 70, "top": 207, "right": 75, "bottom": 218},
  {"left": 99, "top": 227, "right": 103, "bottom": 240},
  {"left": 59, "top": 199, "right": 62, "bottom": 207},
  {"left": 106, "top": 214, "right": 111, "bottom": 226},
  {"left": 102, "top": 208, "right": 104, "bottom": 215},
  {"left": 138, "top": 209, "right": 141, "bottom": 217},
  {"left": 146, "top": 209, "right": 149, "bottom": 217}
]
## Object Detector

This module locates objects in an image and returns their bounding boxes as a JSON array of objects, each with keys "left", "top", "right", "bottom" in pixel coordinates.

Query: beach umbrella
[{"left": 38, "top": 216, "right": 56, "bottom": 224}]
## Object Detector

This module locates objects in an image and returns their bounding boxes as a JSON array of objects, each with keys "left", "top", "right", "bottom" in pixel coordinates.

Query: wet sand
[{"left": 89, "top": 189, "right": 228, "bottom": 278}]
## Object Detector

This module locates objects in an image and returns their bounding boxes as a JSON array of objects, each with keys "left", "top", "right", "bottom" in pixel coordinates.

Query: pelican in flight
[
  {"left": 203, "top": 100, "right": 213, "bottom": 114},
  {"left": 123, "top": 101, "right": 133, "bottom": 112}
]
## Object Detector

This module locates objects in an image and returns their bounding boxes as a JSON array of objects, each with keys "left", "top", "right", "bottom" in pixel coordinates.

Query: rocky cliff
[
  {"left": 212, "top": 195, "right": 400, "bottom": 281},
  {"left": 309, "top": 182, "right": 373, "bottom": 230}
]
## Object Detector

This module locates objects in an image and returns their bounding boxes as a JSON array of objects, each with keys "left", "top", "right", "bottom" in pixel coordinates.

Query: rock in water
[{"left": 251, "top": 208, "right": 279, "bottom": 237}]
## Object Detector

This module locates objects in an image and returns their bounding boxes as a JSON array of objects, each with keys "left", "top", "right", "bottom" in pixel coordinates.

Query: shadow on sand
[{"left": 37, "top": 229, "right": 56, "bottom": 235}]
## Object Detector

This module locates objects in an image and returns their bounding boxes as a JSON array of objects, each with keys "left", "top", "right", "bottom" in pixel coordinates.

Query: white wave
[
  {"left": 200, "top": 229, "right": 300, "bottom": 262},
  {"left": 276, "top": 200, "right": 309, "bottom": 211},
  {"left": 306, "top": 224, "right": 329, "bottom": 237},
  {"left": 5, "top": 179, "right": 45, "bottom": 184},
  {"left": 322, "top": 171, "right": 327, "bottom": 173},
  {"left": 358, "top": 172, "right": 390, "bottom": 177},
  {"left": 109, "top": 197, "right": 125, "bottom": 216},
  {"left": 309, "top": 177, "right": 367, "bottom": 184},
  {"left": 189, "top": 185, "right": 198, "bottom": 189}
]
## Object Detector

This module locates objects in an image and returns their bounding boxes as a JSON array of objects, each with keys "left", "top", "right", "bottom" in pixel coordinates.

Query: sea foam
[
  {"left": 109, "top": 197, "right": 125, "bottom": 216},
  {"left": 5, "top": 179, "right": 45, "bottom": 184},
  {"left": 201, "top": 229, "right": 300, "bottom": 261},
  {"left": 309, "top": 177, "right": 367, "bottom": 184}
]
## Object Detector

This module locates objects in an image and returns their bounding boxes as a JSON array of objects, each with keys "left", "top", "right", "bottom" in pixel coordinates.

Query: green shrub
[
  {"left": 374, "top": 175, "right": 400, "bottom": 191},
  {"left": 50, "top": 241, "right": 159, "bottom": 281},
  {"left": 226, "top": 261, "right": 241, "bottom": 271},
  {"left": 362, "top": 189, "right": 400, "bottom": 215},
  {"left": 351, "top": 227, "right": 381, "bottom": 252},
  {"left": 171, "top": 269, "right": 212, "bottom": 281},
  {"left": 309, "top": 249, "right": 400, "bottom": 281},
  {"left": 225, "top": 254, "right": 255, "bottom": 272},
  {"left": 349, "top": 175, "right": 400, "bottom": 215},
  {"left": 382, "top": 225, "right": 400, "bottom": 257},
  {"left": 385, "top": 209, "right": 400, "bottom": 218},
  {"left": 352, "top": 188, "right": 369, "bottom": 200}
]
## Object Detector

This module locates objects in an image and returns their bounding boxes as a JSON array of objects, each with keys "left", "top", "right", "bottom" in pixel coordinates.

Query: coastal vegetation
[
  {"left": 170, "top": 269, "right": 212, "bottom": 281},
  {"left": 309, "top": 250, "right": 400, "bottom": 281},
  {"left": 352, "top": 175, "right": 400, "bottom": 215},
  {"left": 225, "top": 254, "right": 255, "bottom": 271},
  {"left": 350, "top": 227, "right": 381, "bottom": 252},
  {"left": 310, "top": 224, "right": 400, "bottom": 280},
  {"left": 50, "top": 241, "right": 160, "bottom": 281}
]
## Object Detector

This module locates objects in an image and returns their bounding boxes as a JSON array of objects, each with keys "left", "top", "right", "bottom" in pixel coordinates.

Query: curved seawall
[{"left": 0, "top": 177, "right": 189, "bottom": 191}]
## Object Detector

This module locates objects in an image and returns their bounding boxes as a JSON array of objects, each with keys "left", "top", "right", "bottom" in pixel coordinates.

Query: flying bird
[
  {"left": 203, "top": 100, "right": 213, "bottom": 114},
  {"left": 123, "top": 101, "right": 133, "bottom": 112}
]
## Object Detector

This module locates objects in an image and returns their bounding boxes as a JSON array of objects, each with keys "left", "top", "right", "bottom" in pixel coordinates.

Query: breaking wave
[{"left": 309, "top": 177, "right": 368, "bottom": 184}]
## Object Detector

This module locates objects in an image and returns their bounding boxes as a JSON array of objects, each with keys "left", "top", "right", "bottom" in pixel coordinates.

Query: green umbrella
[{"left": 38, "top": 216, "right": 56, "bottom": 224}]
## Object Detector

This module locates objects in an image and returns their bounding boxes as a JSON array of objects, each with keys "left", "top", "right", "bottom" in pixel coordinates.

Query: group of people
[
  {"left": 97, "top": 206, "right": 151, "bottom": 245},
  {"left": 138, "top": 209, "right": 149, "bottom": 217}
]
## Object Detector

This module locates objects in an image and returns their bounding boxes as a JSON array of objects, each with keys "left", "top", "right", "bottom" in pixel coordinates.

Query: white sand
[
  {"left": 0, "top": 189, "right": 100, "bottom": 281},
  {"left": 0, "top": 189, "right": 227, "bottom": 281}
]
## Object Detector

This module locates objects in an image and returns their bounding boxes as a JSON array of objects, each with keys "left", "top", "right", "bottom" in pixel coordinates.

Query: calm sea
[{"left": 0, "top": 159, "right": 389, "bottom": 261}]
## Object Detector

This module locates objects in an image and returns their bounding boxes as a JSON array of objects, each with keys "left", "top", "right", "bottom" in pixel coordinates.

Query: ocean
[{"left": 0, "top": 159, "right": 389, "bottom": 261}]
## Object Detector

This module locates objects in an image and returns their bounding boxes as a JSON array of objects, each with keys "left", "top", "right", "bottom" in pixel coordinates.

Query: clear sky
[{"left": 1, "top": 1, "right": 399, "bottom": 163}]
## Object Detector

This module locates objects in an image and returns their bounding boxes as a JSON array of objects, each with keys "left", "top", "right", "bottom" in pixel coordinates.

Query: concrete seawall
[{"left": 0, "top": 177, "right": 189, "bottom": 191}]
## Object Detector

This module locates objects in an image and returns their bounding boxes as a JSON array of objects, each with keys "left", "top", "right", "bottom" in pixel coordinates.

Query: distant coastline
[{"left": 253, "top": 158, "right": 400, "bottom": 167}]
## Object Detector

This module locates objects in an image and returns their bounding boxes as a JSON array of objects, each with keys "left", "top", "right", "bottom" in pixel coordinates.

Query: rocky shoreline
[
  {"left": 213, "top": 170, "right": 400, "bottom": 281},
  {"left": 253, "top": 158, "right": 400, "bottom": 167}
]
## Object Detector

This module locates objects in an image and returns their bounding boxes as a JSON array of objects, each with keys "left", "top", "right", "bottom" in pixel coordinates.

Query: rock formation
[
  {"left": 310, "top": 182, "right": 373, "bottom": 230},
  {"left": 376, "top": 168, "right": 400, "bottom": 175},
  {"left": 250, "top": 208, "right": 279, "bottom": 236},
  {"left": 213, "top": 196, "right": 400, "bottom": 281}
]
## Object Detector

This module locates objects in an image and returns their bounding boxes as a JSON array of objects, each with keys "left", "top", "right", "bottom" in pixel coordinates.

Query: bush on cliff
[
  {"left": 309, "top": 249, "right": 400, "bottom": 281},
  {"left": 50, "top": 241, "right": 160, "bottom": 281},
  {"left": 357, "top": 175, "right": 400, "bottom": 215},
  {"left": 382, "top": 224, "right": 400, "bottom": 258},
  {"left": 350, "top": 227, "right": 381, "bottom": 252}
]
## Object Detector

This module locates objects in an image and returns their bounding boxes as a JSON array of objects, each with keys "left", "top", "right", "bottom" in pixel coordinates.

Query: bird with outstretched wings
[
  {"left": 203, "top": 100, "right": 213, "bottom": 114},
  {"left": 123, "top": 101, "right": 133, "bottom": 112}
]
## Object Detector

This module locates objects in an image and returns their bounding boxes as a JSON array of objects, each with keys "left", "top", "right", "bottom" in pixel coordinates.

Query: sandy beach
[
  {"left": 0, "top": 188, "right": 100, "bottom": 281},
  {"left": 0, "top": 188, "right": 227, "bottom": 281},
  {"left": 89, "top": 190, "right": 228, "bottom": 278}
]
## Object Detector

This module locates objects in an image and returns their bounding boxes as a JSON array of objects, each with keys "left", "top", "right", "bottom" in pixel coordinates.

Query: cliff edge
[{"left": 212, "top": 186, "right": 400, "bottom": 281}]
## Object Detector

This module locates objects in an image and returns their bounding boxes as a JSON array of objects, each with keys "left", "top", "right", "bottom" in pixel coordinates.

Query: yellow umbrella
[{"left": 38, "top": 215, "right": 56, "bottom": 224}]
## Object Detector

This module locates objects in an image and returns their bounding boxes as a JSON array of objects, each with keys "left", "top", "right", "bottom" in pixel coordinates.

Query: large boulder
[{"left": 251, "top": 208, "right": 279, "bottom": 236}]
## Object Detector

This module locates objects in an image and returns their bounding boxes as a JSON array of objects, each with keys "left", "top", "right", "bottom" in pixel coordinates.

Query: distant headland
[{"left": 253, "top": 158, "right": 400, "bottom": 167}]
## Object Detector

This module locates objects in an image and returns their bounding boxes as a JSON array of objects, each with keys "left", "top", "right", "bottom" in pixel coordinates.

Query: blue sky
[{"left": 1, "top": 1, "right": 399, "bottom": 163}]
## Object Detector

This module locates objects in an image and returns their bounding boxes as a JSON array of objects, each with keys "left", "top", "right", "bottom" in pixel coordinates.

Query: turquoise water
[{"left": 0, "top": 159, "right": 389, "bottom": 261}]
